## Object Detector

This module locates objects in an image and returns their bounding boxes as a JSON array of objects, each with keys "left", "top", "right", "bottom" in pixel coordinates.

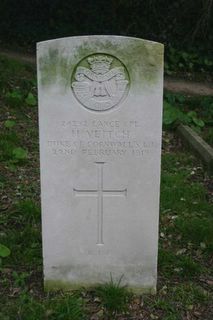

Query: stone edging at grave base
[{"left": 177, "top": 124, "right": 213, "bottom": 175}]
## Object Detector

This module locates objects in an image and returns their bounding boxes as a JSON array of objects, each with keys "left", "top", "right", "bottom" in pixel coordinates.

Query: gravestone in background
[{"left": 37, "top": 36, "right": 164, "bottom": 293}]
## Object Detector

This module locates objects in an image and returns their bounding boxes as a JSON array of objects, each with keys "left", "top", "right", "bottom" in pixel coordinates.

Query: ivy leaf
[
  {"left": 0, "top": 244, "right": 11, "bottom": 258},
  {"left": 187, "top": 111, "right": 197, "bottom": 118},
  {"left": 4, "top": 120, "right": 16, "bottom": 128},
  {"left": 163, "top": 102, "right": 178, "bottom": 125},
  {"left": 12, "top": 147, "right": 28, "bottom": 160},
  {"left": 176, "top": 94, "right": 185, "bottom": 103},
  {"left": 192, "top": 117, "right": 205, "bottom": 128},
  {"left": 5, "top": 90, "right": 23, "bottom": 107},
  {"left": 25, "top": 92, "right": 36, "bottom": 106}
]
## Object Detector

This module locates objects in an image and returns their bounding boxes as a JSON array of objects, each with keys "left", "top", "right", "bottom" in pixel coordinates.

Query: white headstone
[{"left": 37, "top": 36, "right": 164, "bottom": 293}]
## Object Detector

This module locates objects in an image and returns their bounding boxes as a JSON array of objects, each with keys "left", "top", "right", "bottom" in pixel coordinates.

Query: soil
[
  {"left": 164, "top": 77, "right": 213, "bottom": 96},
  {"left": 0, "top": 48, "right": 36, "bottom": 65}
]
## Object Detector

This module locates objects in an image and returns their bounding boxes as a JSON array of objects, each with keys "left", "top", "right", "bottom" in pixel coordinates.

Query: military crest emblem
[{"left": 71, "top": 54, "right": 129, "bottom": 111}]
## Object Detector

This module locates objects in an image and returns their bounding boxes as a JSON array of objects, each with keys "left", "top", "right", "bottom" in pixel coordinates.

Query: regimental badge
[{"left": 71, "top": 54, "right": 129, "bottom": 111}]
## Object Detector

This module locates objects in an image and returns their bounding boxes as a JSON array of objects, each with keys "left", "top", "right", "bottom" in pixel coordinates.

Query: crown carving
[{"left": 87, "top": 55, "right": 113, "bottom": 74}]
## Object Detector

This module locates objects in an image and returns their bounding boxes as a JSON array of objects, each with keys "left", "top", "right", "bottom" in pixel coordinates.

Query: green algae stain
[
  {"left": 44, "top": 279, "right": 156, "bottom": 295},
  {"left": 73, "top": 38, "right": 163, "bottom": 87},
  {"left": 120, "top": 40, "right": 164, "bottom": 87},
  {"left": 38, "top": 38, "right": 163, "bottom": 91},
  {"left": 39, "top": 48, "right": 58, "bottom": 86},
  {"left": 39, "top": 47, "right": 75, "bottom": 90}
]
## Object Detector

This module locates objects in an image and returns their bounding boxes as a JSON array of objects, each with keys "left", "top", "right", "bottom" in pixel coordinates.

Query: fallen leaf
[
  {"left": 176, "top": 248, "right": 187, "bottom": 255},
  {"left": 206, "top": 279, "right": 213, "bottom": 286}
]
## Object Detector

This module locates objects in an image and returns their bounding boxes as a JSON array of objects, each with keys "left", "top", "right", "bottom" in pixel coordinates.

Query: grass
[
  {"left": 158, "top": 249, "right": 203, "bottom": 279},
  {"left": 164, "top": 92, "right": 213, "bottom": 146},
  {"left": 0, "top": 293, "right": 87, "bottom": 320},
  {"left": 95, "top": 275, "right": 131, "bottom": 318},
  {"left": 0, "top": 56, "right": 212, "bottom": 319}
]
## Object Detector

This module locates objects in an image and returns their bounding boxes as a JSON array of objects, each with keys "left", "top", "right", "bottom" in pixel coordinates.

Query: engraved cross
[{"left": 73, "top": 162, "right": 127, "bottom": 245}]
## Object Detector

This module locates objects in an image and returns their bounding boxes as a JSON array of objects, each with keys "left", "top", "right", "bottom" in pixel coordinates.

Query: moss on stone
[
  {"left": 39, "top": 47, "right": 74, "bottom": 89},
  {"left": 38, "top": 36, "right": 163, "bottom": 91},
  {"left": 44, "top": 279, "right": 156, "bottom": 295}
]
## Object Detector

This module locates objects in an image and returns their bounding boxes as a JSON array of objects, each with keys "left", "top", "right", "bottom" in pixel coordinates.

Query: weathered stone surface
[{"left": 37, "top": 36, "right": 164, "bottom": 293}]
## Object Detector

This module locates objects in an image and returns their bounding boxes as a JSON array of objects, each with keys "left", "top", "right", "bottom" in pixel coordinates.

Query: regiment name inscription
[{"left": 46, "top": 118, "right": 158, "bottom": 158}]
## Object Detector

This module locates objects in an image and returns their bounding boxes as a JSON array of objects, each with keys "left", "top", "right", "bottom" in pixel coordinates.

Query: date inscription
[{"left": 46, "top": 119, "right": 159, "bottom": 158}]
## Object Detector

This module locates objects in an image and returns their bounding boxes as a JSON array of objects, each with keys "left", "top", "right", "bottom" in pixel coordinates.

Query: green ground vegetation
[
  {"left": 0, "top": 55, "right": 212, "bottom": 319},
  {"left": 163, "top": 92, "right": 213, "bottom": 146}
]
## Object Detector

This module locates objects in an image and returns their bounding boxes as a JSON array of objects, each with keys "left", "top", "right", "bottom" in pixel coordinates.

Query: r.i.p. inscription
[{"left": 37, "top": 35, "right": 164, "bottom": 293}]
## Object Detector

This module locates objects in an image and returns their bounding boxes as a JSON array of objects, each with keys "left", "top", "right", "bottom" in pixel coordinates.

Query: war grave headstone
[{"left": 37, "top": 35, "right": 164, "bottom": 293}]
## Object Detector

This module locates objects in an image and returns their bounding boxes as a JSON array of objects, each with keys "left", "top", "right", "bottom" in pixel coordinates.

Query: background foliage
[{"left": 0, "top": 0, "right": 212, "bottom": 57}]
